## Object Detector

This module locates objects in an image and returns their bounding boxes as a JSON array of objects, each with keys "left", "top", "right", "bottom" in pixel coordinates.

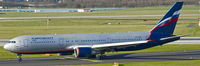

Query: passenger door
[
  {"left": 59, "top": 38, "right": 65, "bottom": 46},
  {"left": 23, "top": 39, "right": 29, "bottom": 47}
]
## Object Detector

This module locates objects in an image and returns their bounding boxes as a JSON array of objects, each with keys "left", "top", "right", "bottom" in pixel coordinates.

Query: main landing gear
[
  {"left": 17, "top": 53, "right": 22, "bottom": 63},
  {"left": 96, "top": 51, "right": 105, "bottom": 60}
]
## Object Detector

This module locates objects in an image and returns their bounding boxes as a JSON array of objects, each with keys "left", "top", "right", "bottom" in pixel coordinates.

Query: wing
[
  {"left": 70, "top": 35, "right": 182, "bottom": 49},
  {"left": 69, "top": 40, "right": 148, "bottom": 49},
  {"left": 91, "top": 41, "right": 148, "bottom": 49},
  {"left": 90, "top": 35, "right": 181, "bottom": 49}
]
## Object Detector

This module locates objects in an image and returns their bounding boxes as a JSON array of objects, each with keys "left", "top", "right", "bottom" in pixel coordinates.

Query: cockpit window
[{"left": 8, "top": 41, "right": 16, "bottom": 43}]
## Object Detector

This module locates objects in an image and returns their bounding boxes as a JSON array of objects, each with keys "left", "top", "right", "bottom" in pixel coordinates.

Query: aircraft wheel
[{"left": 96, "top": 55, "right": 103, "bottom": 60}]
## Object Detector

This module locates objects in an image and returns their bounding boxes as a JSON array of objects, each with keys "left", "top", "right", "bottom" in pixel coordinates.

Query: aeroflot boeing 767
[{"left": 4, "top": 2, "right": 183, "bottom": 62}]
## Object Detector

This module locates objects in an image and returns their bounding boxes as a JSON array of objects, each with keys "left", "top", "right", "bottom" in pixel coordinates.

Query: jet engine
[{"left": 74, "top": 47, "right": 96, "bottom": 58}]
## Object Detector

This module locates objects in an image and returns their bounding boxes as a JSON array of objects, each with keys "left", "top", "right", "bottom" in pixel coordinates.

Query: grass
[
  {"left": 0, "top": 6, "right": 199, "bottom": 59},
  {"left": 1, "top": 44, "right": 200, "bottom": 59},
  {"left": 65, "top": 60, "right": 200, "bottom": 66},
  {"left": 0, "top": 5, "right": 199, "bottom": 66},
  {"left": 0, "top": 5, "right": 198, "bottom": 17},
  {"left": 0, "top": 18, "right": 199, "bottom": 39},
  {"left": 0, "top": 5, "right": 198, "bottom": 39}
]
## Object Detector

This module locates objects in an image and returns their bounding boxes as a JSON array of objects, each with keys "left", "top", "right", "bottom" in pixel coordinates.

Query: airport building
[
  {"left": 3, "top": 0, "right": 25, "bottom": 2},
  {"left": 0, "top": 0, "right": 62, "bottom": 8}
]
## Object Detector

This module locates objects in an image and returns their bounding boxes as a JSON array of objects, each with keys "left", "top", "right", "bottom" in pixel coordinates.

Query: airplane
[{"left": 3, "top": 2, "right": 183, "bottom": 62}]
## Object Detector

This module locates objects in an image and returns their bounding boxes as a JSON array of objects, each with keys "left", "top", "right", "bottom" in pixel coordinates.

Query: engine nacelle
[{"left": 74, "top": 47, "right": 95, "bottom": 58}]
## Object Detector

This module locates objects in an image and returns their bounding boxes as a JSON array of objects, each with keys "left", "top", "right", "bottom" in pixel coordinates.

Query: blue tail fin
[{"left": 147, "top": 2, "right": 183, "bottom": 40}]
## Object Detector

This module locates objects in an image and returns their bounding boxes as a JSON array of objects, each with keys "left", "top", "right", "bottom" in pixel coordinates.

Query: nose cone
[{"left": 4, "top": 44, "right": 12, "bottom": 51}]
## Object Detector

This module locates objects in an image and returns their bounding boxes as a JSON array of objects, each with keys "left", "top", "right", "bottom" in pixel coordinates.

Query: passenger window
[{"left": 9, "top": 41, "right": 16, "bottom": 43}]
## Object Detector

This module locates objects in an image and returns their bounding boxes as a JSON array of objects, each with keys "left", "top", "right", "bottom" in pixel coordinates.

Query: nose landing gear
[{"left": 17, "top": 53, "right": 22, "bottom": 63}]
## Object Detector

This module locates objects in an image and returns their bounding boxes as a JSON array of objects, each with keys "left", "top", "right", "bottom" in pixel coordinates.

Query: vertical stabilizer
[{"left": 147, "top": 2, "right": 183, "bottom": 40}]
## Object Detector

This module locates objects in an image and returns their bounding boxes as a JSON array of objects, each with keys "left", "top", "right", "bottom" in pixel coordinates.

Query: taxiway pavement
[
  {"left": 0, "top": 14, "right": 198, "bottom": 20},
  {"left": 0, "top": 50, "right": 200, "bottom": 66}
]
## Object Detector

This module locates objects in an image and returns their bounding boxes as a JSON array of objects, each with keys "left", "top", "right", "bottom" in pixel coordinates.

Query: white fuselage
[{"left": 4, "top": 32, "right": 150, "bottom": 53}]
